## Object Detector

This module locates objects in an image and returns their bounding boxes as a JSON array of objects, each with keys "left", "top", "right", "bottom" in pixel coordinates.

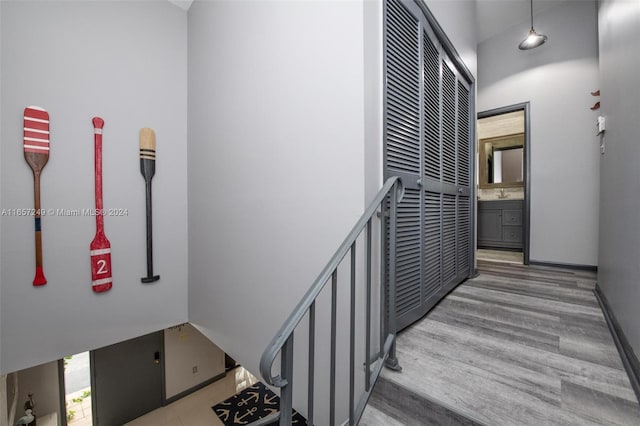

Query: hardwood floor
[{"left": 362, "top": 261, "right": 640, "bottom": 425}]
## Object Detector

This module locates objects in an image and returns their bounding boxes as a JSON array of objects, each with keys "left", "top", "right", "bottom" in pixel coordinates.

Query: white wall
[
  {"left": 164, "top": 323, "right": 225, "bottom": 399},
  {"left": 597, "top": 0, "right": 640, "bottom": 356},
  {"left": 0, "top": 1, "right": 188, "bottom": 374},
  {"left": 364, "top": 0, "right": 384, "bottom": 201},
  {"left": 187, "top": 0, "right": 365, "bottom": 422},
  {"left": 477, "top": 0, "right": 600, "bottom": 266}
]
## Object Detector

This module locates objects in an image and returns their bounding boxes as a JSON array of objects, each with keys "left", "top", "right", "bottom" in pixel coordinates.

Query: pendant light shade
[
  {"left": 519, "top": 0, "right": 547, "bottom": 50},
  {"left": 519, "top": 29, "right": 548, "bottom": 50}
]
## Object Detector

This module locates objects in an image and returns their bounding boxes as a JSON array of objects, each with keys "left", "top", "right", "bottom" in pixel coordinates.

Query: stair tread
[{"left": 367, "top": 376, "right": 486, "bottom": 426}]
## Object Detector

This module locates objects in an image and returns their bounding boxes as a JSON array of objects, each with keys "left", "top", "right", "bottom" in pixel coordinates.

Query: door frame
[{"left": 477, "top": 102, "right": 531, "bottom": 264}]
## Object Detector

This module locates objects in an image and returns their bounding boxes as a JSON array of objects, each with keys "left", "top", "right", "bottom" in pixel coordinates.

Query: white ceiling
[
  {"left": 476, "top": 0, "right": 570, "bottom": 43},
  {"left": 167, "top": 0, "right": 572, "bottom": 45}
]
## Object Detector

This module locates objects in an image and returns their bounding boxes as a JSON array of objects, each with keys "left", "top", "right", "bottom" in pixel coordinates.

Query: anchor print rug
[{"left": 212, "top": 382, "right": 308, "bottom": 425}]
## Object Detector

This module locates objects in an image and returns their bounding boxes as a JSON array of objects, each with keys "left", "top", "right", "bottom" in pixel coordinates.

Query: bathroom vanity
[{"left": 478, "top": 199, "right": 523, "bottom": 250}]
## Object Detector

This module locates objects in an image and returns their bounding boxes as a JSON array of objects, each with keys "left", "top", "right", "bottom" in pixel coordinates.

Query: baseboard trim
[
  {"left": 163, "top": 371, "right": 226, "bottom": 405},
  {"left": 528, "top": 259, "right": 597, "bottom": 271},
  {"left": 594, "top": 284, "right": 640, "bottom": 404}
]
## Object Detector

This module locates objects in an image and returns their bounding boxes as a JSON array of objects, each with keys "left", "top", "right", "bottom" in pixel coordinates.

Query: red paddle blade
[
  {"left": 34, "top": 267, "right": 46, "bottom": 286},
  {"left": 24, "top": 106, "right": 50, "bottom": 155},
  {"left": 90, "top": 234, "right": 112, "bottom": 293}
]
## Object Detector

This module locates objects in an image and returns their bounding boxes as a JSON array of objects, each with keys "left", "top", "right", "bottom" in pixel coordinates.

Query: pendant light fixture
[{"left": 519, "top": 0, "right": 547, "bottom": 50}]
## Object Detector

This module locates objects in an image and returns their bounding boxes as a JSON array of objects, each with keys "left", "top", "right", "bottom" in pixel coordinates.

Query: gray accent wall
[
  {"left": 0, "top": 1, "right": 188, "bottom": 374},
  {"left": 597, "top": 0, "right": 640, "bottom": 362},
  {"left": 477, "top": 0, "right": 600, "bottom": 266}
]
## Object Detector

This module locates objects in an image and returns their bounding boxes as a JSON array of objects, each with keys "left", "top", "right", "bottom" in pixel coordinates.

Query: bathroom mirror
[{"left": 479, "top": 134, "right": 524, "bottom": 189}]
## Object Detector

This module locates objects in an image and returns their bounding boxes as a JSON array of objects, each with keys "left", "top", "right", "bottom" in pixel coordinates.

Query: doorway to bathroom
[{"left": 477, "top": 103, "right": 530, "bottom": 265}]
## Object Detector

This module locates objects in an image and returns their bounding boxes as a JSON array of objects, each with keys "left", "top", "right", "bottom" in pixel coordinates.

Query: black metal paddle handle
[{"left": 141, "top": 158, "right": 159, "bottom": 283}]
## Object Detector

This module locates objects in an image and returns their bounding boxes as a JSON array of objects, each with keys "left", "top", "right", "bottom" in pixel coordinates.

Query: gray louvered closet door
[{"left": 385, "top": 0, "right": 473, "bottom": 331}]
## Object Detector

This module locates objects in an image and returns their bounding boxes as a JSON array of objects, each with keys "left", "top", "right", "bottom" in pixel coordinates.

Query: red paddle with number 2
[{"left": 90, "top": 117, "right": 112, "bottom": 293}]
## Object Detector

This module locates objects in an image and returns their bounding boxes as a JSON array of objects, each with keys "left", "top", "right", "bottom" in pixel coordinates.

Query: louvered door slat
[
  {"left": 388, "top": 49, "right": 421, "bottom": 79},
  {"left": 456, "top": 80, "right": 471, "bottom": 277},
  {"left": 458, "top": 196, "right": 470, "bottom": 274},
  {"left": 442, "top": 194, "right": 456, "bottom": 283},
  {"left": 388, "top": 0, "right": 418, "bottom": 32},
  {"left": 387, "top": 109, "right": 419, "bottom": 132},
  {"left": 388, "top": 94, "right": 420, "bottom": 117},
  {"left": 442, "top": 62, "right": 457, "bottom": 185},
  {"left": 395, "top": 188, "right": 422, "bottom": 316},
  {"left": 388, "top": 70, "right": 420, "bottom": 101},
  {"left": 424, "top": 31, "right": 441, "bottom": 182},
  {"left": 387, "top": 122, "right": 420, "bottom": 142},
  {"left": 386, "top": 0, "right": 420, "bottom": 176},
  {"left": 424, "top": 191, "right": 441, "bottom": 298},
  {"left": 457, "top": 82, "right": 470, "bottom": 187}
]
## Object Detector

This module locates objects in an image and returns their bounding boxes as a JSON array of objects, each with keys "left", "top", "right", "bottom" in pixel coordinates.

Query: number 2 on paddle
[{"left": 96, "top": 260, "right": 108, "bottom": 275}]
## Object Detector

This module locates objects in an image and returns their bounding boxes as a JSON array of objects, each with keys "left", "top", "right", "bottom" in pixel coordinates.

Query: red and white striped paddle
[
  {"left": 90, "top": 117, "right": 112, "bottom": 293},
  {"left": 24, "top": 106, "right": 50, "bottom": 286}
]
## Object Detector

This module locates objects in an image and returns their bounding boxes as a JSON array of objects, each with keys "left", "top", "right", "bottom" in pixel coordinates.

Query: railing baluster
[
  {"left": 308, "top": 301, "right": 315, "bottom": 426},
  {"left": 379, "top": 204, "right": 386, "bottom": 360},
  {"left": 349, "top": 243, "right": 356, "bottom": 425},
  {"left": 365, "top": 219, "right": 372, "bottom": 391},
  {"left": 330, "top": 270, "right": 337, "bottom": 426},
  {"left": 280, "top": 333, "right": 294, "bottom": 425},
  {"left": 386, "top": 182, "right": 401, "bottom": 370}
]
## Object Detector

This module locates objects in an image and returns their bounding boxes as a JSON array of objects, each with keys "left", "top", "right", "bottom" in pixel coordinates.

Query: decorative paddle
[
  {"left": 90, "top": 117, "right": 112, "bottom": 293},
  {"left": 24, "top": 106, "right": 50, "bottom": 286},
  {"left": 139, "top": 128, "right": 160, "bottom": 283}
]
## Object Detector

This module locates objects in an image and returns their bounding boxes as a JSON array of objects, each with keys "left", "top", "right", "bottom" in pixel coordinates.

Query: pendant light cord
[{"left": 530, "top": 0, "right": 534, "bottom": 29}]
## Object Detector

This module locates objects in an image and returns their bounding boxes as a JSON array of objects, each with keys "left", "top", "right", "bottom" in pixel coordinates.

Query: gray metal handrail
[{"left": 255, "top": 176, "right": 404, "bottom": 426}]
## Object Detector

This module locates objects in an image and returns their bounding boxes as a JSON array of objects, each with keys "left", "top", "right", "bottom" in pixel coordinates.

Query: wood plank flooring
[
  {"left": 361, "top": 261, "right": 640, "bottom": 425},
  {"left": 476, "top": 249, "right": 524, "bottom": 264}
]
